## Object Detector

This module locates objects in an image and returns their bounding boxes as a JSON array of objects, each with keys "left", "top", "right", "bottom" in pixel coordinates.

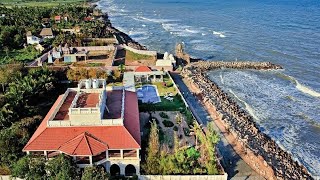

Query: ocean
[{"left": 96, "top": 0, "right": 320, "bottom": 176}]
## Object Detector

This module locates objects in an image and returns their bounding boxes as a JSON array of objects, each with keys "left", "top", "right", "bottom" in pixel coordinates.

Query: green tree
[
  {"left": 143, "top": 120, "right": 160, "bottom": 174},
  {"left": 46, "top": 154, "right": 79, "bottom": 180},
  {"left": 81, "top": 166, "right": 109, "bottom": 180},
  {"left": 118, "top": 64, "right": 125, "bottom": 73},
  {"left": 11, "top": 155, "right": 46, "bottom": 180}
]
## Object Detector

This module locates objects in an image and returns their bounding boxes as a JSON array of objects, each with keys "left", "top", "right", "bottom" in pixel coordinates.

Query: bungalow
[
  {"left": 40, "top": 28, "right": 54, "bottom": 39},
  {"left": 26, "top": 31, "right": 43, "bottom": 45},
  {"left": 23, "top": 79, "right": 141, "bottom": 176}
]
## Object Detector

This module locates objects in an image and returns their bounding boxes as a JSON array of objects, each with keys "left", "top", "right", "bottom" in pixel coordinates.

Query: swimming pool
[{"left": 137, "top": 85, "right": 161, "bottom": 104}]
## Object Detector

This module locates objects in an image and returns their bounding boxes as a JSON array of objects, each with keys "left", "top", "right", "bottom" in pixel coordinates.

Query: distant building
[
  {"left": 26, "top": 31, "right": 42, "bottom": 45},
  {"left": 40, "top": 28, "right": 54, "bottom": 39},
  {"left": 54, "top": 16, "right": 61, "bottom": 23},
  {"left": 23, "top": 79, "right": 141, "bottom": 176}
]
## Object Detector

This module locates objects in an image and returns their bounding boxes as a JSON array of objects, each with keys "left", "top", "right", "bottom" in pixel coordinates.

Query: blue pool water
[
  {"left": 137, "top": 85, "right": 161, "bottom": 103},
  {"left": 97, "top": 0, "right": 320, "bottom": 175}
]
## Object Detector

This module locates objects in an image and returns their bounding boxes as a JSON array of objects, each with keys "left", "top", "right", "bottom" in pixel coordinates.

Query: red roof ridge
[
  {"left": 84, "top": 134, "right": 93, "bottom": 155},
  {"left": 135, "top": 66, "right": 152, "bottom": 72},
  {"left": 58, "top": 131, "right": 109, "bottom": 156}
]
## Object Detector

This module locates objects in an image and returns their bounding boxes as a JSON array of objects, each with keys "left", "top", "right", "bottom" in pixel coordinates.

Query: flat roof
[
  {"left": 104, "top": 90, "right": 122, "bottom": 119},
  {"left": 54, "top": 91, "right": 76, "bottom": 121},
  {"left": 76, "top": 93, "right": 99, "bottom": 108}
]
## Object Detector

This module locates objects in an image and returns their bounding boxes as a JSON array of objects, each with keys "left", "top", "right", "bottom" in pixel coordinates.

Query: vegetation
[
  {"left": 0, "top": 0, "right": 87, "bottom": 7},
  {"left": 125, "top": 50, "right": 154, "bottom": 61},
  {"left": 142, "top": 120, "right": 220, "bottom": 175},
  {"left": 81, "top": 166, "right": 110, "bottom": 180},
  {"left": 162, "top": 120, "right": 174, "bottom": 127},
  {"left": 139, "top": 95, "right": 185, "bottom": 112},
  {"left": 159, "top": 112, "right": 169, "bottom": 119},
  {"left": 12, "top": 154, "right": 80, "bottom": 179},
  {"left": 0, "top": 67, "right": 68, "bottom": 174},
  {"left": 0, "top": 4, "right": 111, "bottom": 64},
  {"left": 66, "top": 68, "right": 108, "bottom": 81}
]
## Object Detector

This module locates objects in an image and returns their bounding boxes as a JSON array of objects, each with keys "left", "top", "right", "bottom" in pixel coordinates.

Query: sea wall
[
  {"left": 181, "top": 61, "right": 313, "bottom": 180},
  {"left": 185, "top": 61, "right": 283, "bottom": 71}
]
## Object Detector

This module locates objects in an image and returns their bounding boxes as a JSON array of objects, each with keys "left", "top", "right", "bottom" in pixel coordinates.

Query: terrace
[{"left": 47, "top": 79, "right": 128, "bottom": 127}]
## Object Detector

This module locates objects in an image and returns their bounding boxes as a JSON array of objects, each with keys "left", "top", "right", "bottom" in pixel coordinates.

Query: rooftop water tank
[
  {"left": 85, "top": 79, "right": 92, "bottom": 89},
  {"left": 92, "top": 79, "right": 99, "bottom": 89}
]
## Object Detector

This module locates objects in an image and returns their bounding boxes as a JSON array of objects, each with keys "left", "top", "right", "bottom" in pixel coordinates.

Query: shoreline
[
  {"left": 95, "top": 2, "right": 314, "bottom": 178},
  {"left": 181, "top": 62, "right": 313, "bottom": 179}
]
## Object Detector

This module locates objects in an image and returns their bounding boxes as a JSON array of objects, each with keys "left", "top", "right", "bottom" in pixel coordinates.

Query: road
[{"left": 171, "top": 72, "right": 264, "bottom": 180}]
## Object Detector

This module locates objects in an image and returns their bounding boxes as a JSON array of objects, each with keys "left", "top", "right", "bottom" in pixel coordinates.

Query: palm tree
[{"left": 118, "top": 64, "right": 125, "bottom": 73}]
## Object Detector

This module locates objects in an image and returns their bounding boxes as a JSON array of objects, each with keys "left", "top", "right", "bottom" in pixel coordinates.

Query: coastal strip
[{"left": 181, "top": 61, "right": 313, "bottom": 180}]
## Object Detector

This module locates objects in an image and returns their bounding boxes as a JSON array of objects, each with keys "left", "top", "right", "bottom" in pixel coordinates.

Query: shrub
[
  {"left": 173, "top": 126, "right": 178, "bottom": 131},
  {"left": 162, "top": 120, "right": 174, "bottom": 127},
  {"left": 183, "top": 127, "right": 190, "bottom": 136},
  {"left": 159, "top": 112, "right": 169, "bottom": 119}
]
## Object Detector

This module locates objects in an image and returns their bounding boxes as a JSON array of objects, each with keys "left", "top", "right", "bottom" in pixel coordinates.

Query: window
[
  {"left": 76, "top": 156, "right": 90, "bottom": 164},
  {"left": 123, "top": 150, "right": 137, "bottom": 158},
  {"left": 108, "top": 150, "right": 121, "bottom": 158},
  {"left": 93, "top": 152, "right": 106, "bottom": 162}
]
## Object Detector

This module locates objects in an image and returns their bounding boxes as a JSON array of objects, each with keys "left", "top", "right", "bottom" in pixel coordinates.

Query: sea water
[{"left": 96, "top": 0, "right": 320, "bottom": 176}]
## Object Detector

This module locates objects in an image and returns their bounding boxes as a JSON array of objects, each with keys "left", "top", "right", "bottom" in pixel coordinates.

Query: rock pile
[
  {"left": 185, "top": 61, "right": 283, "bottom": 71},
  {"left": 181, "top": 61, "right": 313, "bottom": 180}
]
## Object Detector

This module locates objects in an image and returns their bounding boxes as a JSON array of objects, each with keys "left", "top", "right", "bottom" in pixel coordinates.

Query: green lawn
[
  {"left": 0, "top": 47, "right": 40, "bottom": 64},
  {"left": 0, "top": 0, "right": 87, "bottom": 7},
  {"left": 125, "top": 50, "right": 154, "bottom": 61},
  {"left": 135, "top": 76, "right": 177, "bottom": 96}
]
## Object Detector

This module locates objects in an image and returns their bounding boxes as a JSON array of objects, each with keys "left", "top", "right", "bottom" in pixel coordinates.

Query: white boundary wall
[
  {"left": 122, "top": 45, "right": 157, "bottom": 56},
  {"left": 140, "top": 174, "right": 228, "bottom": 180}
]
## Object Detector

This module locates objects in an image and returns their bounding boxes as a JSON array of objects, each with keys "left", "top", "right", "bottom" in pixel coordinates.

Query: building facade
[{"left": 23, "top": 79, "right": 141, "bottom": 176}]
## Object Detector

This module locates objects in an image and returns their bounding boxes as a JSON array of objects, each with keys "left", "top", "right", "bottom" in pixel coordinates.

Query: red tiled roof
[
  {"left": 58, "top": 132, "right": 108, "bottom": 156},
  {"left": 135, "top": 66, "right": 152, "bottom": 72},
  {"left": 23, "top": 90, "right": 141, "bottom": 155},
  {"left": 55, "top": 16, "right": 61, "bottom": 20}
]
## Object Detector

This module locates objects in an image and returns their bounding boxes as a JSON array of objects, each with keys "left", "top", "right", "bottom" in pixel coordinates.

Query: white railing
[
  {"left": 48, "top": 118, "right": 123, "bottom": 127},
  {"left": 101, "top": 119, "right": 123, "bottom": 125},
  {"left": 69, "top": 108, "right": 100, "bottom": 114},
  {"left": 121, "top": 89, "right": 125, "bottom": 119}
]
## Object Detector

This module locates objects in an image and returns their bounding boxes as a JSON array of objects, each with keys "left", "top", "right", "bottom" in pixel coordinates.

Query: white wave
[
  {"left": 185, "top": 28, "right": 200, "bottom": 34},
  {"left": 212, "top": 31, "right": 226, "bottom": 38},
  {"left": 296, "top": 81, "right": 320, "bottom": 97},
  {"left": 229, "top": 89, "right": 260, "bottom": 121},
  {"left": 139, "top": 16, "right": 175, "bottom": 23},
  {"left": 142, "top": 24, "right": 146, "bottom": 27},
  {"left": 161, "top": 23, "right": 194, "bottom": 37},
  {"left": 202, "top": 33, "right": 206, "bottom": 36},
  {"left": 281, "top": 74, "right": 320, "bottom": 97},
  {"left": 220, "top": 73, "right": 224, "bottom": 85}
]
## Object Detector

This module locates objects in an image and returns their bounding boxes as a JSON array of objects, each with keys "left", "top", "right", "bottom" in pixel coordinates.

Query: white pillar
[
  {"left": 44, "top": 151, "right": 48, "bottom": 159},
  {"left": 120, "top": 150, "right": 123, "bottom": 159},
  {"left": 89, "top": 156, "right": 93, "bottom": 165},
  {"left": 137, "top": 149, "right": 139, "bottom": 159}
]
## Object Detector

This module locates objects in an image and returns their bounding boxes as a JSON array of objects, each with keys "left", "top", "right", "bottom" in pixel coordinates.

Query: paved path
[{"left": 171, "top": 73, "right": 264, "bottom": 180}]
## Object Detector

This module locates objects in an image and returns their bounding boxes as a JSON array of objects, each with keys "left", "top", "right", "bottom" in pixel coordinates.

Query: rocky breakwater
[
  {"left": 187, "top": 60, "right": 283, "bottom": 71},
  {"left": 181, "top": 61, "right": 313, "bottom": 180}
]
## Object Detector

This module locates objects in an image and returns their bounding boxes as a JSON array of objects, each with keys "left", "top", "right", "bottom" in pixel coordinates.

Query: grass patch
[
  {"left": 139, "top": 94, "right": 185, "bottom": 112},
  {"left": 0, "top": 46, "right": 40, "bottom": 64},
  {"left": 125, "top": 50, "right": 154, "bottom": 61}
]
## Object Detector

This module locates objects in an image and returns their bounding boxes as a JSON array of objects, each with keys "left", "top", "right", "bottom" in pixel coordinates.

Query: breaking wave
[
  {"left": 279, "top": 73, "right": 320, "bottom": 97},
  {"left": 212, "top": 31, "right": 226, "bottom": 38}
]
